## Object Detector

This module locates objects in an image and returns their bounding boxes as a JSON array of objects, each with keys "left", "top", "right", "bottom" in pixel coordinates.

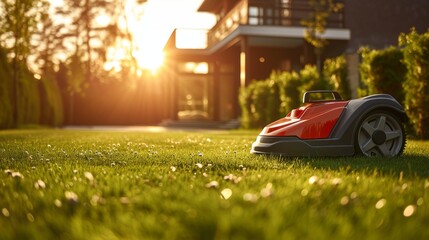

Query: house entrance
[{"left": 177, "top": 75, "right": 213, "bottom": 120}]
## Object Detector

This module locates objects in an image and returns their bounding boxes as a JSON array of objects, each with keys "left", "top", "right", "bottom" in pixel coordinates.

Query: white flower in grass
[
  {"left": 224, "top": 174, "right": 242, "bottom": 184},
  {"left": 2, "top": 208, "right": 10, "bottom": 217},
  {"left": 65, "top": 191, "right": 79, "bottom": 204},
  {"left": 243, "top": 193, "right": 258, "bottom": 203},
  {"left": 340, "top": 196, "right": 350, "bottom": 206},
  {"left": 403, "top": 205, "right": 416, "bottom": 217},
  {"left": 4, "top": 169, "right": 24, "bottom": 179},
  {"left": 221, "top": 188, "right": 232, "bottom": 200},
  {"left": 195, "top": 163, "right": 203, "bottom": 169},
  {"left": 54, "top": 199, "right": 62, "bottom": 208},
  {"left": 350, "top": 192, "right": 359, "bottom": 199},
  {"left": 417, "top": 197, "right": 424, "bottom": 206},
  {"left": 260, "top": 183, "right": 273, "bottom": 198},
  {"left": 375, "top": 199, "right": 386, "bottom": 209},
  {"left": 84, "top": 172, "right": 94, "bottom": 182},
  {"left": 331, "top": 178, "right": 342, "bottom": 186},
  {"left": 301, "top": 189, "right": 309, "bottom": 197},
  {"left": 34, "top": 180, "right": 46, "bottom": 189},
  {"left": 205, "top": 180, "right": 219, "bottom": 189},
  {"left": 308, "top": 176, "right": 318, "bottom": 185},
  {"left": 170, "top": 166, "right": 177, "bottom": 172}
]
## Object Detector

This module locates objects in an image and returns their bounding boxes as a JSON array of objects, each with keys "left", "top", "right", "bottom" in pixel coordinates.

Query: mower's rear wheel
[{"left": 355, "top": 111, "right": 406, "bottom": 157}]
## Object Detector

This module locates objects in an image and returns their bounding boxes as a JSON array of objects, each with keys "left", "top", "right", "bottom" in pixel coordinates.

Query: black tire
[{"left": 355, "top": 110, "right": 406, "bottom": 157}]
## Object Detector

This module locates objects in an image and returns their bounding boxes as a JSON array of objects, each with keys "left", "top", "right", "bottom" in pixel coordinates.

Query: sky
[
  {"left": 135, "top": 0, "right": 216, "bottom": 69},
  {"left": 49, "top": 0, "right": 216, "bottom": 70}
]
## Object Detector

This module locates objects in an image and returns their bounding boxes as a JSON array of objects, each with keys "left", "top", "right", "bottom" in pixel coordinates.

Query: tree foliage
[
  {"left": 301, "top": 0, "right": 343, "bottom": 71},
  {"left": 0, "top": 47, "right": 13, "bottom": 128},
  {"left": 0, "top": 0, "right": 41, "bottom": 127},
  {"left": 56, "top": 0, "right": 146, "bottom": 87},
  {"left": 0, "top": 0, "right": 147, "bottom": 128}
]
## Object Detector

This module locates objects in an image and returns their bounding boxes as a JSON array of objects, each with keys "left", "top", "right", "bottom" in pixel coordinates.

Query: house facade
[{"left": 160, "top": 0, "right": 429, "bottom": 126}]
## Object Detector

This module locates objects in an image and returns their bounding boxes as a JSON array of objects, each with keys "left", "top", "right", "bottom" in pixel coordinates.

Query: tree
[
  {"left": 301, "top": 0, "right": 344, "bottom": 72},
  {"left": 56, "top": 0, "right": 114, "bottom": 84},
  {"left": 0, "top": 47, "right": 13, "bottom": 128},
  {"left": 0, "top": 0, "right": 41, "bottom": 126}
]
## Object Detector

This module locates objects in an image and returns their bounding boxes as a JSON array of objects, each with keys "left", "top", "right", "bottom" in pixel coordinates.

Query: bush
[
  {"left": 323, "top": 55, "right": 351, "bottom": 100},
  {"left": 277, "top": 71, "right": 302, "bottom": 117},
  {"left": 299, "top": 65, "right": 331, "bottom": 95},
  {"left": 239, "top": 76, "right": 282, "bottom": 129},
  {"left": 239, "top": 65, "right": 334, "bottom": 129},
  {"left": 399, "top": 29, "right": 429, "bottom": 139},
  {"left": 359, "top": 47, "right": 406, "bottom": 104}
]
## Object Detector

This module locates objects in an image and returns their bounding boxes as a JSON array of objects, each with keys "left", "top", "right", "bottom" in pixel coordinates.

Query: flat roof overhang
[
  {"left": 167, "top": 25, "right": 351, "bottom": 56},
  {"left": 198, "top": 0, "right": 218, "bottom": 12}
]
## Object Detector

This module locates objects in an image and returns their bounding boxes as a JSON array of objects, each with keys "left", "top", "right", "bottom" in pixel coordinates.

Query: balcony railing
[{"left": 207, "top": 0, "right": 345, "bottom": 47}]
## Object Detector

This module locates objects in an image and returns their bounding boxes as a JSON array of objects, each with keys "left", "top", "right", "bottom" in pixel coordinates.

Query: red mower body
[
  {"left": 251, "top": 90, "right": 407, "bottom": 157},
  {"left": 260, "top": 101, "right": 349, "bottom": 139}
]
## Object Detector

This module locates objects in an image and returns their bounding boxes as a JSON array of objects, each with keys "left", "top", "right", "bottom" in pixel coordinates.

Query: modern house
[
  {"left": 160, "top": 0, "right": 429, "bottom": 127},
  {"left": 61, "top": 0, "right": 429, "bottom": 127}
]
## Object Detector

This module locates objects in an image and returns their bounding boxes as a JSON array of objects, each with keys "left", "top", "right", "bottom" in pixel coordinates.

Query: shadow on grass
[{"left": 276, "top": 154, "right": 429, "bottom": 178}]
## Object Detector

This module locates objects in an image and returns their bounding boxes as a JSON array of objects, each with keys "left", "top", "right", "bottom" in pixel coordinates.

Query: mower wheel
[{"left": 355, "top": 111, "right": 406, "bottom": 157}]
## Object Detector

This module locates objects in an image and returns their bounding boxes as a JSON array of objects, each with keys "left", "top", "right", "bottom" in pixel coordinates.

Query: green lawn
[{"left": 1, "top": 129, "right": 429, "bottom": 239}]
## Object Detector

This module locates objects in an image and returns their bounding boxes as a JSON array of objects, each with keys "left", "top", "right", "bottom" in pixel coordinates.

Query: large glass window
[
  {"left": 177, "top": 62, "right": 213, "bottom": 120},
  {"left": 177, "top": 75, "right": 213, "bottom": 120}
]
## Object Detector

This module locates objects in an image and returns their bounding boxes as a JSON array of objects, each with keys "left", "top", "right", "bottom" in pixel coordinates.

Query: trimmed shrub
[
  {"left": 359, "top": 47, "right": 406, "bottom": 104},
  {"left": 323, "top": 55, "right": 351, "bottom": 100},
  {"left": 239, "top": 76, "right": 283, "bottom": 129},
  {"left": 239, "top": 65, "right": 334, "bottom": 129},
  {"left": 277, "top": 71, "right": 302, "bottom": 117},
  {"left": 399, "top": 29, "right": 429, "bottom": 139},
  {"left": 299, "top": 65, "right": 331, "bottom": 95}
]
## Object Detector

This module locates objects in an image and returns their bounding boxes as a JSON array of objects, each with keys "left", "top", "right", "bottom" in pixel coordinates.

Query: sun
[{"left": 136, "top": 49, "right": 165, "bottom": 73}]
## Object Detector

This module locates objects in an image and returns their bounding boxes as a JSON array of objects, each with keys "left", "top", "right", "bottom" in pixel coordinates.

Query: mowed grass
[{"left": 1, "top": 129, "right": 429, "bottom": 240}]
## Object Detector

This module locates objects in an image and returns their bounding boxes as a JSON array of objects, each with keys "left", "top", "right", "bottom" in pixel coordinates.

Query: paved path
[{"left": 63, "top": 126, "right": 228, "bottom": 133}]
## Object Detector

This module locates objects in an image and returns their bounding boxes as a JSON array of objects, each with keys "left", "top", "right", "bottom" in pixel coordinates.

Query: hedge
[
  {"left": 239, "top": 65, "right": 333, "bottom": 129},
  {"left": 359, "top": 46, "right": 406, "bottom": 104},
  {"left": 399, "top": 29, "right": 429, "bottom": 139}
]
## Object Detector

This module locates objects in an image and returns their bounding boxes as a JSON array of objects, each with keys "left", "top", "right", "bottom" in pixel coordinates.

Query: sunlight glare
[{"left": 136, "top": 49, "right": 165, "bottom": 73}]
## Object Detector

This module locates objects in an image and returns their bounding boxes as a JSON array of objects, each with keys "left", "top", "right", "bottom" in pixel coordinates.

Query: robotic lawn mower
[{"left": 251, "top": 90, "right": 407, "bottom": 157}]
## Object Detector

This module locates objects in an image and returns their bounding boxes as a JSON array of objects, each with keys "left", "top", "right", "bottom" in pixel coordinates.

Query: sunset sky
[
  {"left": 136, "top": 0, "right": 216, "bottom": 69},
  {"left": 50, "top": 0, "right": 216, "bottom": 71}
]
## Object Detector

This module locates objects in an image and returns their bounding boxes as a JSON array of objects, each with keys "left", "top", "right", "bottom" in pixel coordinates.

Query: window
[{"left": 178, "top": 62, "right": 209, "bottom": 74}]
